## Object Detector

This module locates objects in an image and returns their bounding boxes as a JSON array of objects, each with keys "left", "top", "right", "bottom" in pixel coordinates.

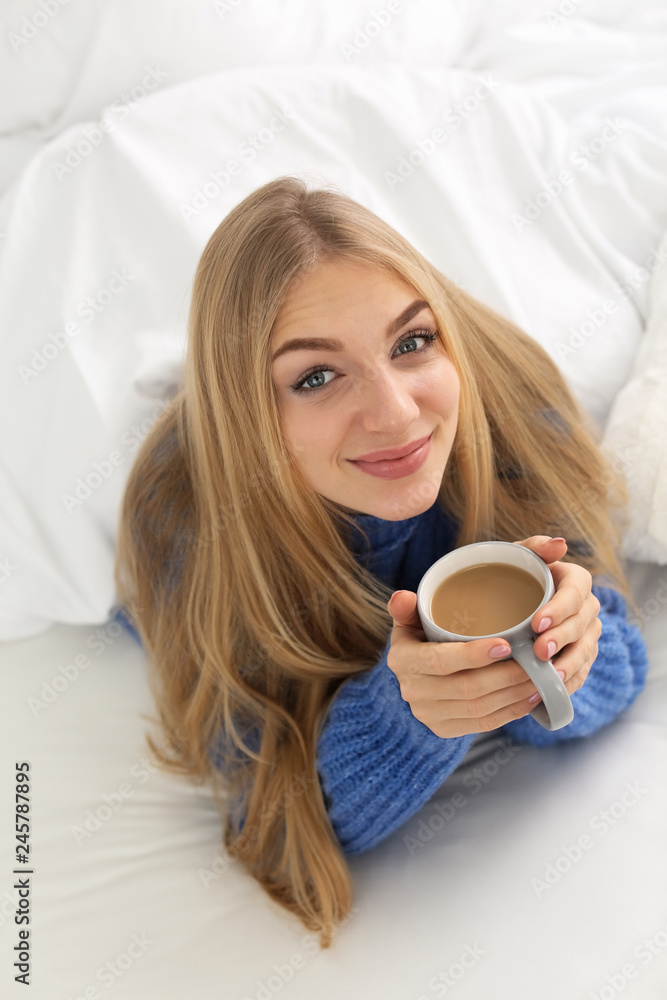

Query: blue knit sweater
[{"left": 113, "top": 500, "right": 649, "bottom": 856}]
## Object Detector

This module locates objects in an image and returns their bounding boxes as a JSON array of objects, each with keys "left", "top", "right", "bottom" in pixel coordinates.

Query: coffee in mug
[
  {"left": 416, "top": 540, "right": 574, "bottom": 731},
  {"left": 430, "top": 563, "right": 545, "bottom": 636}
]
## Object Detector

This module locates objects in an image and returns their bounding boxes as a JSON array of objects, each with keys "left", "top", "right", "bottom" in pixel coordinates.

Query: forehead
[{"left": 272, "top": 260, "right": 417, "bottom": 341}]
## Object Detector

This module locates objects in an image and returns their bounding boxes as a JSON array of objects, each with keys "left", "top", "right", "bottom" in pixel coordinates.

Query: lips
[
  {"left": 348, "top": 433, "right": 433, "bottom": 480},
  {"left": 351, "top": 433, "right": 432, "bottom": 464}
]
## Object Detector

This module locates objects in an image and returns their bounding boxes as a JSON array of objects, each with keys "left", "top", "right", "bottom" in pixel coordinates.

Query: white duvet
[
  {"left": 602, "top": 228, "right": 667, "bottom": 563},
  {"left": 0, "top": 0, "right": 666, "bottom": 642}
]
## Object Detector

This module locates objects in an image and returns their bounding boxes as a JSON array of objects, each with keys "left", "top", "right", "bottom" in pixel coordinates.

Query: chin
[{"left": 360, "top": 480, "right": 443, "bottom": 521}]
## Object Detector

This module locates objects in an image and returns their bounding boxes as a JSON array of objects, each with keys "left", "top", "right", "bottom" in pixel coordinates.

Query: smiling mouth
[
  {"left": 350, "top": 433, "right": 432, "bottom": 464},
  {"left": 348, "top": 432, "right": 433, "bottom": 480}
]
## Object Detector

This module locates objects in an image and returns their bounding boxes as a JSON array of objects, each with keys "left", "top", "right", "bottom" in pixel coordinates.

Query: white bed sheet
[{"left": 0, "top": 557, "right": 665, "bottom": 1000}]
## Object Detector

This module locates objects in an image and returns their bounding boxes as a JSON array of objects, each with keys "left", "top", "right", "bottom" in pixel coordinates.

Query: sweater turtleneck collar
[
  {"left": 347, "top": 509, "right": 424, "bottom": 558},
  {"left": 332, "top": 500, "right": 456, "bottom": 594}
]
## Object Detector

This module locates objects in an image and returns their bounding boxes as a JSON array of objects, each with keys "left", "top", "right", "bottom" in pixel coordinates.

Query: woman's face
[{"left": 270, "top": 259, "right": 461, "bottom": 521}]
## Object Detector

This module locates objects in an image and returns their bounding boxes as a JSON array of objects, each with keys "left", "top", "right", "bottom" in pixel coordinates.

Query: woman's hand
[
  {"left": 514, "top": 535, "right": 601, "bottom": 704},
  {"left": 386, "top": 536, "right": 601, "bottom": 738}
]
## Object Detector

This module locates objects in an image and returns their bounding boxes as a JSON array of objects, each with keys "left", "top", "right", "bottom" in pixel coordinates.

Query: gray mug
[{"left": 416, "top": 540, "right": 574, "bottom": 731}]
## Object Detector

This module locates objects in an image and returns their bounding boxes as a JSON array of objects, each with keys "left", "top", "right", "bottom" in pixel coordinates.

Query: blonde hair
[{"left": 114, "top": 175, "right": 634, "bottom": 948}]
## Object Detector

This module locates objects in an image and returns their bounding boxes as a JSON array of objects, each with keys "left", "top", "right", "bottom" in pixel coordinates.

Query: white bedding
[
  {"left": 602, "top": 228, "right": 667, "bottom": 564},
  {"left": 0, "top": 557, "right": 665, "bottom": 1000},
  {"left": 1, "top": 2, "right": 667, "bottom": 998}
]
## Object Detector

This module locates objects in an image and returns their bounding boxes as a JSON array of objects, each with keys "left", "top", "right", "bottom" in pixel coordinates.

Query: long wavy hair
[{"left": 114, "top": 175, "right": 634, "bottom": 948}]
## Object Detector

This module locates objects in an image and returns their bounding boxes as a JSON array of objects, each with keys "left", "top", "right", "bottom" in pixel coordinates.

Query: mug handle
[{"left": 510, "top": 637, "right": 574, "bottom": 731}]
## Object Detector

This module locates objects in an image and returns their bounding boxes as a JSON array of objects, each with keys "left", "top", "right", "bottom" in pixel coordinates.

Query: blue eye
[
  {"left": 296, "top": 369, "right": 334, "bottom": 391},
  {"left": 290, "top": 328, "right": 440, "bottom": 395}
]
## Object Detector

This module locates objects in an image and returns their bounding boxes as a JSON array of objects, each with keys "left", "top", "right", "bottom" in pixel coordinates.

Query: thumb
[
  {"left": 514, "top": 535, "right": 568, "bottom": 562},
  {"left": 387, "top": 590, "right": 424, "bottom": 640}
]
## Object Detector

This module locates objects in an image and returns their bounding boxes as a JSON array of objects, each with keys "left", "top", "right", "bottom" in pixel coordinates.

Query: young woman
[{"left": 113, "top": 175, "right": 648, "bottom": 949}]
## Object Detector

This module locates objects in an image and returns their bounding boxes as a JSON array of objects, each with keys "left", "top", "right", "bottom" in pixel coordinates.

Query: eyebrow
[{"left": 271, "top": 299, "right": 430, "bottom": 362}]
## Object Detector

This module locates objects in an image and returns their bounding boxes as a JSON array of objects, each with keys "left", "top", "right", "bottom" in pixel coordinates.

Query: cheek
[
  {"left": 281, "top": 404, "right": 337, "bottom": 464},
  {"left": 423, "top": 359, "right": 460, "bottom": 412}
]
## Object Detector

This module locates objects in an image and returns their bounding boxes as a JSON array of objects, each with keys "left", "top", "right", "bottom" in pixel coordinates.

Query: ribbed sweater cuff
[{"left": 317, "top": 636, "right": 475, "bottom": 855}]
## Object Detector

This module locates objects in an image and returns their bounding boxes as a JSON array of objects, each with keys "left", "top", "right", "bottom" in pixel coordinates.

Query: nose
[{"left": 354, "top": 364, "right": 421, "bottom": 433}]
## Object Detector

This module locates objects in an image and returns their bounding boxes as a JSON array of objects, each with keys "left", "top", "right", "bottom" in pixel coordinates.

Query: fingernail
[
  {"left": 538, "top": 617, "right": 552, "bottom": 633},
  {"left": 557, "top": 670, "right": 566, "bottom": 680},
  {"left": 550, "top": 537, "right": 566, "bottom": 543},
  {"left": 528, "top": 692, "right": 542, "bottom": 704},
  {"left": 489, "top": 644, "right": 511, "bottom": 658},
  {"left": 546, "top": 641, "right": 557, "bottom": 659}
]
